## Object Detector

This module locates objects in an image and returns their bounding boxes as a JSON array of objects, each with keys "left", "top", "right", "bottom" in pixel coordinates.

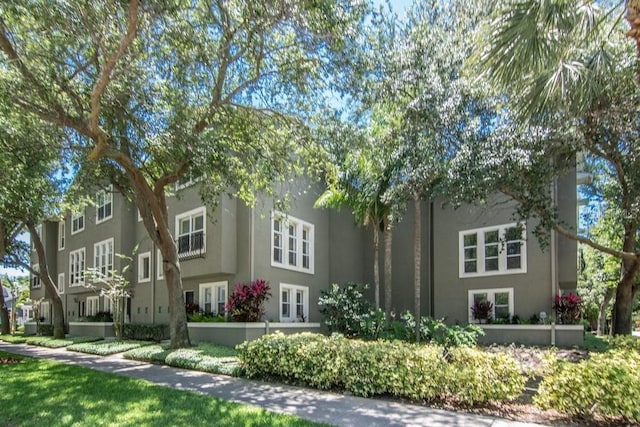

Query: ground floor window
[
  {"left": 87, "top": 296, "right": 99, "bottom": 317},
  {"left": 280, "top": 283, "right": 308, "bottom": 322},
  {"left": 468, "top": 288, "right": 514, "bottom": 322},
  {"left": 198, "top": 281, "right": 227, "bottom": 316},
  {"left": 40, "top": 301, "right": 50, "bottom": 323}
]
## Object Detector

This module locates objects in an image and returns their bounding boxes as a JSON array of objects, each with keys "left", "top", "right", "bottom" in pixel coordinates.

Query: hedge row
[
  {"left": 237, "top": 332, "right": 524, "bottom": 405},
  {"left": 535, "top": 349, "right": 640, "bottom": 422},
  {"left": 124, "top": 344, "right": 241, "bottom": 376}
]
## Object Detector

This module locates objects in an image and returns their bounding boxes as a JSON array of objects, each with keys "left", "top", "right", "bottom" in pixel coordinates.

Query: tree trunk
[
  {"left": 159, "top": 240, "right": 191, "bottom": 348},
  {"left": 626, "top": 0, "right": 640, "bottom": 82},
  {"left": 373, "top": 227, "right": 380, "bottom": 309},
  {"left": 0, "top": 278, "right": 10, "bottom": 335},
  {"left": 27, "top": 222, "right": 65, "bottom": 339},
  {"left": 611, "top": 255, "right": 640, "bottom": 335},
  {"left": 413, "top": 194, "right": 421, "bottom": 342},
  {"left": 383, "top": 218, "right": 393, "bottom": 321},
  {"left": 597, "top": 286, "right": 614, "bottom": 336}
]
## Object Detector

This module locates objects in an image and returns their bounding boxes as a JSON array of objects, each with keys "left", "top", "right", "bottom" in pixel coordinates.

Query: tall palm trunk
[
  {"left": 383, "top": 217, "right": 393, "bottom": 321},
  {"left": 0, "top": 278, "right": 10, "bottom": 335},
  {"left": 373, "top": 227, "right": 380, "bottom": 309},
  {"left": 413, "top": 194, "right": 421, "bottom": 342}
]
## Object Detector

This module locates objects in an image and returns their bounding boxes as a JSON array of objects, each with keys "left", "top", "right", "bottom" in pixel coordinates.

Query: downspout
[
  {"left": 151, "top": 242, "right": 156, "bottom": 324},
  {"left": 429, "top": 201, "right": 435, "bottom": 317},
  {"left": 550, "top": 178, "right": 558, "bottom": 346},
  {"left": 250, "top": 206, "right": 255, "bottom": 281}
]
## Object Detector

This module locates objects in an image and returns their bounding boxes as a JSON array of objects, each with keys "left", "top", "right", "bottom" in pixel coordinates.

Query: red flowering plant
[
  {"left": 553, "top": 293, "right": 583, "bottom": 324},
  {"left": 225, "top": 279, "right": 271, "bottom": 322}
]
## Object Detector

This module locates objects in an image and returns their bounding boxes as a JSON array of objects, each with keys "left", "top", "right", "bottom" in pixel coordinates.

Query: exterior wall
[
  {"left": 477, "top": 324, "right": 584, "bottom": 347},
  {"left": 557, "top": 170, "right": 578, "bottom": 291},
  {"left": 187, "top": 322, "right": 322, "bottom": 347},
  {"left": 432, "top": 194, "right": 554, "bottom": 325}
]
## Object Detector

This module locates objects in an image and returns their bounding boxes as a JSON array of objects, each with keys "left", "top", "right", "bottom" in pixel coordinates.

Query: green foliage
[
  {"left": 187, "top": 312, "right": 226, "bottom": 322},
  {"left": 584, "top": 334, "right": 640, "bottom": 352},
  {"left": 0, "top": 334, "right": 27, "bottom": 344},
  {"left": 385, "top": 312, "right": 484, "bottom": 347},
  {"left": 122, "top": 323, "right": 169, "bottom": 342},
  {"left": 24, "top": 336, "right": 102, "bottom": 348},
  {"left": 83, "top": 311, "right": 114, "bottom": 322},
  {"left": 238, "top": 332, "right": 524, "bottom": 405},
  {"left": 535, "top": 350, "right": 640, "bottom": 422},
  {"left": 67, "top": 340, "right": 152, "bottom": 356},
  {"left": 37, "top": 324, "right": 54, "bottom": 337},
  {"left": 0, "top": 350, "right": 326, "bottom": 427},
  {"left": 318, "top": 283, "right": 385, "bottom": 339}
]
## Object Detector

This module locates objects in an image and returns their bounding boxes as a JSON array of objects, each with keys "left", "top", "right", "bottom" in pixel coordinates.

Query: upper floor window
[
  {"left": 157, "top": 249, "right": 164, "bottom": 280},
  {"left": 30, "top": 264, "right": 41, "bottom": 288},
  {"left": 96, "top": 187, "right": 113, "bottom": 224},
  {"left": 58, "top": 221, "right": 65, "bottom": 250},
  {"left": 199, "top": 281, "right": 227, "bottom": 316},
  {"left": 94, "top": 238, "right": 114, "bottom": 277},
  {"left": 280, "top": 283, "right": 308, "bottom": 322},
  {"left": 138, "top": 251, "right": 151, "bottom": 283},
  {"left": 71, "top": 211, "right": 85, "bottom": 234},
  {"left": 69, "top": 247, "right": 86, "bottom": 286},
  {"left": 57, "top": 273, "right": 65, "bottom": 295},
  {"left": 175, "top": 207, "right": 205, "bottom": 259},
  {"left": 271, "top": 212, "right": 314, "bottom": 274},
  {"left": 459, "top": 223, "right": 526, "bottom": 278}
]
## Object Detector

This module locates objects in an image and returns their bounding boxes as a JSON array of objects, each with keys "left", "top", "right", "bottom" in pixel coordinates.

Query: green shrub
[
  {"left": 318, "top": 283, "right": 385, "bottom": 339},
  {"left": 123, "top": 344, "right": 171, "bottom": 363},
  {"left": 25, "top": 336, "right": 102, "bottom": 348},
  {"left": 122, "top": 323, "right": 169, "bottom": 342},
  {"left": 0, "top": 334, "right": 27, "bottom": 343},
  {"left": 535, "top": 349, "right": 640, "bottom": 422},
  {"left": 67, "top": 340, "right": 151, "bottom": 355},
  {"left": 187, "top": 312, "right": 226, "bottom": 322},
  {"left": 84, "top": 311, "right": 114, "bottom": 322},
  {"left": 386, "top": 312, "right": 483, "bottom": 347},
  {"left": 37, "top": 324, "right": 54, "bottom": 336},
  {"left": 237, "top": 332, "right": 524, "bottom": 405}
]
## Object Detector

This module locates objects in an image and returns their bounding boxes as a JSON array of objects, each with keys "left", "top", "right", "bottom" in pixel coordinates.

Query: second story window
[
  {"left": 96, "top": 187, "right": 113, "bottom": 224},
  {"left": 58, "top": 221, "right": 65, "bottom": 250},
  {"left": 30, "top": 264, "right": 41, "bottom": 288},
  {"left": 175, "top": 207, "right": 205, "bottom": 259},
  {"left": 94, "top": 238, "right": 114, "bottom": 277},
  {"left": 459, "top": 223, "right": 527, "bottom": 278},
  {"left": 271, "top": 212, "right": 314, "bottom": 274},
  {"left": 69, "top": 248, "right": 86, "bottom": 286},
  {"left": 138, "top": 251, "right": 151, "bottom": 283},
  {"left": 71, "top": 211, "right": 85, "bottom": 234}
]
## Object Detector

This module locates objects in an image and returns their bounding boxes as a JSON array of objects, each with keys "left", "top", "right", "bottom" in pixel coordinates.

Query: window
[
  {"left": 459, "top": 223, "right": 526, "bottom": 277},
  {"left": 31, "top": 264, "right": 41, "bottom": 288},
  {"left": 176, "top": 170, "right": 202, "bottom": 190},
  {"left": 87, "top": 296, "right": 99, "bottom": 317},
  {"left": 157, "top": 249, "right": 164, "bottom": 280},
  {"left": 271, "top": 212, "right": 314, "bottom": 274},
  {"left": 104, "top": 296, "right": 112, "bottom": 314},
  {"left": 40, "top": 301, "right": 50, "bottom": 323},
  {"left": 184, "top": 290, "right": 194, "bottom": 306},
  {"left": 138, "top": 251, "right": 151, "bottom": 283},
  {"left": 280, "top": 284, "right": 308, "bottom": 322},
  {"left": 94, "top": 238, "right": 114, "bottom": 277},
  {"left": 57, "top": 273, "right": 65, "bottom": 295},
  {"left": 175, "top": 207, "right": 205, "bottom": 259},
  {"left": 71, "top": 211, "right": 85, "bottom": 234},
  {"left": 96, "top": 187, "right": 113, "bottom": 224},
  {"left": 69, "top": 248, "right": 86, "bottom": 286},
  {"left": 58, "top": 221, "right": 65, "bottom": 250},
  {"left": 468, "top": 288, "right": 514, "bottom": 322},
  {"left": 199, "top": 282, "right": 227, "bottom": 315}
]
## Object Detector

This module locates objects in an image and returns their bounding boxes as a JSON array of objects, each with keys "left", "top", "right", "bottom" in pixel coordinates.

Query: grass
[
  {"left": 0, "top": 350, "right": 326, "bottom": 427},
  {"left": 24, "top": 336, "right": 103, "bottom": 348},
  {"left": 66, "top": 340, "right": 152, "bottom": 355},
  {"left": 0, "top": 334, "right": 27, "bottom": 344},
  {"left": 124, "top": 342, "right": 241, "bottom": 376}
]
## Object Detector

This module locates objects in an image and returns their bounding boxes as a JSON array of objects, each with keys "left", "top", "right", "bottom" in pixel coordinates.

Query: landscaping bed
[{"left": 66, "top": 340, "right": 153, "bottom": 355}]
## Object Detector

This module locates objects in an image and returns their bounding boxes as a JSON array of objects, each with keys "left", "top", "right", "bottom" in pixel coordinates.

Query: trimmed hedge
[
  {"left": 535, "top": 349, "right": 640, "bottom": 422},
  {"left": 67, "top": 340, "right": 152, "bottom": 355},
  {"left": 25, "top": 336, "right": 102, "bottom": 348},
  {"left": 0, "top": 334, "right": 27, "bottom": 344},
  {"left": 122, "top": 323, "right": 169, "bottom": 342},
  {"left": 237, "top": 332, "right": 524, "bottom": 405}
]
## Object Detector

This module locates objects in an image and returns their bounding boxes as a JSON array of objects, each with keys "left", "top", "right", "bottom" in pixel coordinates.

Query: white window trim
[
  {"left": 69, "top": 247, "right": 86, "bottom": 287},
  {"left": 279, "top": 283, "right": 309, "bottom": 323},
  {"left": 71, "top": 211, "right": 85, "bottom": 235},
  {"left": 93, "top": 238, "right": 114, "bottom": 278},
  {"left": 87, "top": 296, "right": 99, "bottom": 317},
  {"left": 57, "top": 273, "right": 65, "bottom": 295},
  {"left": 459, "top": 223, "right": 527, "bottom": 278},
  {"left": 175, "top": 206, "right": 206, "bottom": 258},
  {"left": 40, "top": 301, "right": 50, "bottom": 323},
  {"left": 199, "top": 281, "right": 227, "bottom": 316},
  {"left": 468, "top": 288, "right": 514, "bottom": 323},
  {"left": 138, "top": 251, "right": 151, "bottom": 283},
  {"left": 58, "top": 221, "right": 65, "bottom": 251},
  {"left": 157, "top": 249, "right": 164, "bottom": 280},
  {"left": 271, "top": 211, "right": 315, "bottom": 274},
  {"left": 104, "top": 296, "right": 112, "bottom": 314},
  {"left": 31, "top": 264, "right": 41, "bottom": 289},
  {"left": 95, "top": 186, "right": 114, "bottom": 224}
]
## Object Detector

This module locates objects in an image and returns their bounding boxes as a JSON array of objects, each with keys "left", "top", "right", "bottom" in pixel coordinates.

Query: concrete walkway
[{"left": 0, "top": 342, "right": 546, "bottom": 427}]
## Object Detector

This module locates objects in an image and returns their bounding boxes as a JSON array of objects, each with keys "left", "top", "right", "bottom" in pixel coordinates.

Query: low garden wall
[
  {"left": 68, "top": 322, "right": 115, "bottom": 338},
  {"left": 477, "top": 324, "right": 583, "bottom": 347},
  {"left": 24, "top": 321, "right": 37, "bottom": 335},
  {"left": 187, "top": 322, "right": 322, "bottom": 347}
]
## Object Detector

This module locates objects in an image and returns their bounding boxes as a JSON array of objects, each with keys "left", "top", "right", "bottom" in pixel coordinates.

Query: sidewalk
[{"left": 0, "top": 342, "right": 546, "bottom": 427}]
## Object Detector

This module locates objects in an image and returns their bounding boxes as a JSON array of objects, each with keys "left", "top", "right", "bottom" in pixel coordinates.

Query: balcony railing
[{"left": 177, "top": 231, "right": 205, "bottom": 260}]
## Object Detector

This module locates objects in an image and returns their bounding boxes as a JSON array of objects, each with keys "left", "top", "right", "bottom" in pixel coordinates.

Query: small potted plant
[{"left": 471, "top": 300, "right": 493, "bottom": 323}]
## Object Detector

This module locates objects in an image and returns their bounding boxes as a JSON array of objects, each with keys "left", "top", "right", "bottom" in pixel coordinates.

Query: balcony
[{"left": 177, "top": 231, "right": 206, "bottom": 260}]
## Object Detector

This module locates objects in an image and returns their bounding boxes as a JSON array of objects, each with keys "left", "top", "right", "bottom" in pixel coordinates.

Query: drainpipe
[
  {"left": 152, "top": 242, "right": 156, "bottom": 324},
  {"left": 429, "top": 201, "right": 435, "bottom": 317},
  {"left": 550, "top": 178, "right": 558, "bottom": 346},
  {"left": 250, "top": 206, "right": 255, "bottom": 281}
]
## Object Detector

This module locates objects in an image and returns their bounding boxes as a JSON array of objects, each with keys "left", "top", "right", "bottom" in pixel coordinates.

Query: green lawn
[{"left": 0, "top": 351, "right": 327, "bottom": 427}]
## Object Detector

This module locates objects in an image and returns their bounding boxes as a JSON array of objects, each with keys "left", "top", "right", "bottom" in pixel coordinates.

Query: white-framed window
[
  {"left": 138, "top": 251, "right": 151, "bottom": 283},
  {"left": 94, "top": 238, "right": 114, "bottom": 277},
  {"left": 271, "top": 212, "right": 314, "bottom": 274},
  {"left": 58, "top": 221, "right": 65, "bottom": 250},
  {"left": 175, "top": 170, "right": 202, "bottom": 191},
  {"left": 199, "top": 281, "right": 227, "bottom": 315},
  {"left": 87, "top": 296, "right": 99, "bottom": 317},
  {"left": 71, "top": 211, "right": 85, "bottom": 234},
  {"left": 57, "top": 273, "right": 65, "bottom": 295},
  {"left": 31, "top": 264, "right": 41, "bottom": 288},
  {"left": 157, "top": 249, "right": 164, "bottom": 280},
  {"left": 468, "top": 288, "right": 514, "bottom": 322},
  {"left": 459, "top": 223, "right": 526, "bottom": 278},
  {"left": 175, "top": 207, "right": 205, "bottom": 258},
  {"left": 69, "top": 247, "right": 86, "bottom": 286},
  {"left": 40, "top": 301, "right": 50, "bottom": 323},
  {"left": 104, "top": 296, "right": 112, "bottom": 314},
  {"left": 279, "top": 283, "right": 308, "bottom": 322},
  {"left": 96, "top": 187, "right": 113, "bottom": 224}
]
